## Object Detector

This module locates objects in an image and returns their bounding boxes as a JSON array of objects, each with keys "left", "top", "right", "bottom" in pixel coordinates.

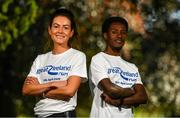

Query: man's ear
[{"left": 103, "top": 33, "right": 107, "bottom": 39}]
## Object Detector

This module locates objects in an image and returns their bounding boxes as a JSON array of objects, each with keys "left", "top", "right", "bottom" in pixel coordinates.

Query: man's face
[{"left": 104, "top": 22, "right": 127, "bottom": 50}]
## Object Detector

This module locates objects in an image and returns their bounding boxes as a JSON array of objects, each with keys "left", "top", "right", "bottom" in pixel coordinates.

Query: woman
[{"left": 22, "top": 8, "right": 87, "bottom": 117}]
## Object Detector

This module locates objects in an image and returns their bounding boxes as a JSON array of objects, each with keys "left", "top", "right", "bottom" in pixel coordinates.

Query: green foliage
[
  {"left": 1, "top": 0, "right": 13, "bottom": 13},
  {"left": 0, "top": 0, "right": 38, "bottom": 51}
]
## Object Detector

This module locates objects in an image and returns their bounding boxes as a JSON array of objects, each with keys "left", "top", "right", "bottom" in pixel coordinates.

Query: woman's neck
[{"left": 52, "top": 45, "right": 70, "bottom": 54}]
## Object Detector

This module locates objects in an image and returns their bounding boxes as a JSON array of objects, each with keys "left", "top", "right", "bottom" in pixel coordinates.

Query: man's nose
[
  {"left": 117, "top": 33, "right": 123, "bottom": 38},
  {"left": 117, "top": 32, "right": 126, "bottom": 38}
]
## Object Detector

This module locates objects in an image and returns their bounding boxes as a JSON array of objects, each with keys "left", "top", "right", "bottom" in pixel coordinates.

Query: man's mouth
[{"left": 115, "top": 39, "right": 124, "bottom": 43}]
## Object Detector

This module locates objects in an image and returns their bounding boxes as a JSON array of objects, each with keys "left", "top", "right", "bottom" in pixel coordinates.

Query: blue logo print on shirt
[
  {"left": 36, "top": 65, "right": 71, "bottom": 76},
  {"left": 107, "top": 67, "right": 138, "bottom": 82}
]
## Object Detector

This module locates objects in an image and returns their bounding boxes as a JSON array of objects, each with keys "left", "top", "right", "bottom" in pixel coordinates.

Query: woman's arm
[
  {"left": 99, "top": 78, "right": 135, "bottom": 99},
  {"left": 22, "top": 77, "right": 67, "bottom": 96},
  {"left": 44, "top": 75, "right": 81, "bottom": 101}
]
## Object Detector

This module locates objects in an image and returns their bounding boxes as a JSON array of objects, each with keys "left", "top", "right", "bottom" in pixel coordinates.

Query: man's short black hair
[{"left": 102, "top": 16, "right": 128, "bottom": 33}]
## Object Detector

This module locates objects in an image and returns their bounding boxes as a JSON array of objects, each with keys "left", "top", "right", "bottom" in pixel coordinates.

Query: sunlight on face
[{"left": 48, "top": 16, "right": 74, "bottom": 47}]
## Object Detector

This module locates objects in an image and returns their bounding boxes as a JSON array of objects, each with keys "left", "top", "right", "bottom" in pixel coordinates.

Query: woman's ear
[
  {"left": 70, "top": 29, "right": 74, "bottom": 38},
  {"left": 48, "top": 26, "right": 51, "bottom": 35}
]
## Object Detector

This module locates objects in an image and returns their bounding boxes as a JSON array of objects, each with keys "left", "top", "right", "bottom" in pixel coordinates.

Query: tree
[{"left": 0, "top": 0, "right": 38, "bottom": 51}]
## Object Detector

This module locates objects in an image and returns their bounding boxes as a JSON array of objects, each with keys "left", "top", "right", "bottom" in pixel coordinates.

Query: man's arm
[
  {"left": 101, "top": 84, "right": 148, "bottom": 107},
  {"left": 99, "top": 78, "right": 135, "bottom": 99},
  {"left": 121, "top": 84, "right": 148, "bottom": 105}
]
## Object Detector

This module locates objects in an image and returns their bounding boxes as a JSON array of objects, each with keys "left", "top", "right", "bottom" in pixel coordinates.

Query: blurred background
[{"left": 0, "top": 0, "right": 180, "bottom": 117}]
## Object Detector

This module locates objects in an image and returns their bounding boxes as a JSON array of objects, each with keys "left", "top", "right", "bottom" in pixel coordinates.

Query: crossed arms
[
  {"left": 22, "top": 76, "right": 81, "bottom": 101},
  {"left": 99, "top": 78, "right": 148, "bottom": 107}
]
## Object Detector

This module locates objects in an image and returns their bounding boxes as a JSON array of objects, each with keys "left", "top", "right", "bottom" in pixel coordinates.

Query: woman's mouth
[{"left": 56, "top": 35, "right": 65, "bottom": 39}]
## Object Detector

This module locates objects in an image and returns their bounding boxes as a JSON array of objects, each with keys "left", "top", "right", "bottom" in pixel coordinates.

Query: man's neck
[{"left": 104, "top": 47, "right": 121, "bottom": 56}]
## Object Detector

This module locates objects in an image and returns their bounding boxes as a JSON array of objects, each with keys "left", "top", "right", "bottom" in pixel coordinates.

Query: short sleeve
[
  {"left": 27, "top": 56, "right": 40, "bottom": 79},
  {"left": 68, "top": 53, "right": 87, "bottom": 82},
  {"left": 133, "top": 64, "right": 143, "bottom": 85},
  {"left": 89, "top": 56, "right": 109, "bottom": 86}
]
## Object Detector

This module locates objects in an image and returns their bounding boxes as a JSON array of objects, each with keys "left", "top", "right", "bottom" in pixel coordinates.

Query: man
[{"left": 89, "top": 16, "right": 148, "bottom": 118}]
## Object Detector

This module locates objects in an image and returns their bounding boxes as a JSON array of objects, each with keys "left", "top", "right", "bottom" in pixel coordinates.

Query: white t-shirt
[
  {"left": 89, "top": 52, "right": 143, "bottom": 118},
  {"left": 27, "top": 48, "right": 87, "bottom": 117}
]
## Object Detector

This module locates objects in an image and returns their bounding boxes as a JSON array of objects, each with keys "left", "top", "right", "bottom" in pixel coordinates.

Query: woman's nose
[{"left": 58, "top": 27, "right": 63, "bottom": 33}]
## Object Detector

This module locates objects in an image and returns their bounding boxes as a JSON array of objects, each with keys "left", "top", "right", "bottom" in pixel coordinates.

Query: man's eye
[
  {"left": 121, "top": 31, "right": 127, "bottom": 35},
  {"left": 112, "top": 31, "right": 117, "bottom": 34},
  {"left": 111, "top": 30, "right": 127, "bottom": 35}
]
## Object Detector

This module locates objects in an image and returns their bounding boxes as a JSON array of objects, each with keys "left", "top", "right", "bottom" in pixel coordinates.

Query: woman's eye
[
  {"left": 64, "top": 26, "right": 70, "bottom": 30},
  {"left": 52, "top": 25, "right": 58, "bottom": 29},
  {"left": 52, "top": 25, "right": 59, "bottom": 29}
]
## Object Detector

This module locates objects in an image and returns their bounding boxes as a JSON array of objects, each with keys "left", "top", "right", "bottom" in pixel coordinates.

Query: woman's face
[
  {"left": 48, "top": 16, "right": 74, "bottom": 47},
  {"left": 104, "top": 22, "right": 127, "bottom": 50}
]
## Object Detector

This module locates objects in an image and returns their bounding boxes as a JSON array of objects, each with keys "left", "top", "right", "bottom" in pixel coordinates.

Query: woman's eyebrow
[{"left": 53, "top": 23, "right": 70, "bottom": 27}]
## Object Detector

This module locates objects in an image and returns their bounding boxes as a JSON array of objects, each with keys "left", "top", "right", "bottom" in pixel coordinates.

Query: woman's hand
[
  {"left": 24, "top": 77, "right": 39, "bottom": 85},
  {"left": 50, "top": 80, "right": 67, "bottom": 88}
]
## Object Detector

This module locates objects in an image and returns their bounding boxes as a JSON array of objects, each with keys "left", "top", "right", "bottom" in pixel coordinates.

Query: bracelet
[
  {"left": 119, "top": 98, "right": 123, "bottom": 106},
  {"left": 42, "top": 93, "right": 46, "bottom": 98}
]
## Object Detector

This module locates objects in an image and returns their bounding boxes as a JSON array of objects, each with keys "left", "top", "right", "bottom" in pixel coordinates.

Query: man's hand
[{"left": 101, "top": 92, "right": 122, "bottom": 107}]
